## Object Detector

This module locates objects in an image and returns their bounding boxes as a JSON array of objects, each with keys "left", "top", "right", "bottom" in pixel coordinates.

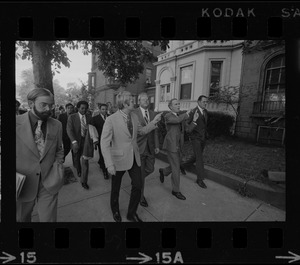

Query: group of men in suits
[
  {"left": 159, "top": 95, "right": 209, "bottom": 200},
  {"left": 16, "top": 87, "right": 209, "bottom": 223}
]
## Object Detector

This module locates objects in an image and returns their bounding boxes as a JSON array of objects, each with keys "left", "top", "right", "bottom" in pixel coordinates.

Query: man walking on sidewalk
[
  {"left": 92, "top": 103, "right": 109, "bottom": 179},
  {"left": 185, "top": 95, "right": 209, "bottom": 189},
  {"left": 134, "top": 93, "right": 160, "bottom": 208},
  {"left": 67, "top": 101, "right": 92, "bottom": 190},
  {"left": 159, "top": 99, "right": 191, "bottom": 200},
  {"left": 101, "top": 91, "right": 162, "bottom": 222}
]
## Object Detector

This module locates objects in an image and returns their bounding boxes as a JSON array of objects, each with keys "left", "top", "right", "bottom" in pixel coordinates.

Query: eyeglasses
[{"left": 38, "top": 102, "right": 55, "bottom": 110}]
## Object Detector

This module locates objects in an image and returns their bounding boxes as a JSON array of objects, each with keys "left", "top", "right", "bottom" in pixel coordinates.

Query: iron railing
[{"left": 253, "top": 101, "right": 285, "bottom": 114}]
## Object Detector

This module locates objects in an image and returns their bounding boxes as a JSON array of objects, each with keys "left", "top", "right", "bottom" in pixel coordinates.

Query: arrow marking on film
[
  {"left": 0, "top": 252, "right": 16, "bottom": 264},
  {"left": 276, "top": 251, "right": 300, "bottom": 263},
  {"left": 126, "top": 252, "right": 152, "bottom": 264}
]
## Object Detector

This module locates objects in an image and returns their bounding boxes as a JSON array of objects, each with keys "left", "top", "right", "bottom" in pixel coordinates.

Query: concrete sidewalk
[{"left": 33, "top": 151, "right": 285, "bottom": 222}]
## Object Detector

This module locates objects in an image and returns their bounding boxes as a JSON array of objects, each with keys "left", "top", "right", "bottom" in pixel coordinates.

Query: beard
[{"left": 33, "top": 105, "right": 52, "bottom": 121}]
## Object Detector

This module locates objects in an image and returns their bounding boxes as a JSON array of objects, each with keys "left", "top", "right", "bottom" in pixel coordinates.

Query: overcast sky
[{"left": 16, "top": 46, "right": 92, "bottom": 89}]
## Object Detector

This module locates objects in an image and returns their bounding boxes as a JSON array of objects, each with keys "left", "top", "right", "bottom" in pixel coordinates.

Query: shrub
[{"left": 206, "top": 111, "right": 235, "bottom": 139}]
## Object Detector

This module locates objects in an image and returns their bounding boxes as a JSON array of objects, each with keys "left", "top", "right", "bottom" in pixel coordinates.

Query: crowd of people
[{"left": 16, "top": 88, "right": 209, "bottom": 222}]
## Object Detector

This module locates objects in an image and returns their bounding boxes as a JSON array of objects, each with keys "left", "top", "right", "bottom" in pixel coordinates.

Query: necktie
[
  {"left": 34, "top": 120, "right": 45, "bottom": 157},
  {"left": 144, "top": 110, "right": 149, "bottom": 124},
  {"left": 127, "top": 114, "right": 133, "bottom": 137},
  {"left": 81, "top": 115, "right": 87, "bottom": 137}
]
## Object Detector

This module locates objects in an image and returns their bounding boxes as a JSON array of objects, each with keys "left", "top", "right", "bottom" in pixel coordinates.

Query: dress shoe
[
  {"left": 180, "top": 167, "right": 186, "bottom": 175},
  {"left": 140, "top": 197, "right": 148, "bottom": 207},
  {"left": 196, "top": 180, "right": 207, "bottom": 189},
  {"left": 159, "top": 168, "right": 164, "bottom": 183},
  {"left": 171, "top": 191, "right": 186, "bottom": 200},
  {"left": 113, "top": 211, "right": 122, "bottom": 222},
  {"left": 81, "top": 183, "right": 89, "bottom": 190},
  {"left": 127, "top": 214, "right": 143, "bottom": 222}
]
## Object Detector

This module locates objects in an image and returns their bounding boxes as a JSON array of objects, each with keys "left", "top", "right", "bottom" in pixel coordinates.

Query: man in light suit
[
  {"left": 134, "top": 93, "right": 159, "bottom": 207},
  {"left": 101, "top": 91, "right": 162, "bottom": 222},
  {"left": 92, "top": 103, "right": 109, "bottom": 179},
  {"left": 185, "top": 95, "right": 209, "bottom": 189},
  {"left": 159, "top": 99, "right": 191, "bottom": 200},
  {"left": 67, "top": 101, "right": 93, "bottom": 190},
  {"left": 16, "top": 88, "right": 64, "bottom": 222}
]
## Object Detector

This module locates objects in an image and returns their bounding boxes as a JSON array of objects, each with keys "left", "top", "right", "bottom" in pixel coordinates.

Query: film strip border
[
  {"left": 0, "top": 2, "right": 299, "bottom": 39},
  {"left": 1, "top": 224, "right": 292, "bottom": 263},
  {"left": 1, "top": 1, "right": 300, "bottom": 264}
]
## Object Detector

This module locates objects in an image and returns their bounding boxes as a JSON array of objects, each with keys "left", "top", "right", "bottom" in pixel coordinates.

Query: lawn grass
[{"left": 202, "top": 136, "right": 285, "bottom": 182}]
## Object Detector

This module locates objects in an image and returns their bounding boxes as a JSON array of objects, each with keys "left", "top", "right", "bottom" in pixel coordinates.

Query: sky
[{"left": 16, "top": 46, "right": 92, "bottom": 89}]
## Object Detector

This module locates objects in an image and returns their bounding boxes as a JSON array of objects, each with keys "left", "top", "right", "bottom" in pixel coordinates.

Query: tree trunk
[{"left": 31, "top": 41, "right": 54, "bottom": 94}]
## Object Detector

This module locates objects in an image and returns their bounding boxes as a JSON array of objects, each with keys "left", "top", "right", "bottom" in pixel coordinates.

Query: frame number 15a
[{"left": 156, "top": 252, "right": 183, "bottom": 263}]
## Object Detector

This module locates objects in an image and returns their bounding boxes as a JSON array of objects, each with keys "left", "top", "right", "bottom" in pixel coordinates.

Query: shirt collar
[
  {"left": 171, "top": 111, "right": 178, "bottom": 116},
  {"left": 198, "top": 106, "right": 204, "bottom": 114},
  {"left": 78, "top": 112, "right": 85, "bottom": 119},
  {"left": 140, "top": 107, "right": 148, "bottom": 116}
]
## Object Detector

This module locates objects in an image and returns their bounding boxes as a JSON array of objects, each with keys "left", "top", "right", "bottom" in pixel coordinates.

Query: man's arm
[
  {"left": 165, "top": 112, "right": 189, "bottom": 125},
  {"left": 66, "top": 115, "right": 76, "bottom": 143},
  {"left": 55, "top": 122, "right": 64, "bottom": 163},
  {"left": 100, "top": 117, "right": 114, "bottom": 169}
]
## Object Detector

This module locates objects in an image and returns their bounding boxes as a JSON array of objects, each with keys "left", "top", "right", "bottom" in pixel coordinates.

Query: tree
[{"left": 16, "top": 40, "right": 169, "bottom": 95}]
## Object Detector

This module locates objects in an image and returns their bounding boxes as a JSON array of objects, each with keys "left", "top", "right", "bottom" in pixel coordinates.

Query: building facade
[
  {"left": 153, "top": 40, "right": 243, "bottom": 115},
  {"left": 87, "top": 41, "right": 163, "bottom": 111},
  {"left": 235, "top": 41, "right": 285, "bottom": 145}
]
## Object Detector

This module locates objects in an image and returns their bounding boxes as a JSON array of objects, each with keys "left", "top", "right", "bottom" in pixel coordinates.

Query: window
[
  {"left": 91, "top": 75, "right": 95, "bottom": 88},
  {"left": 146, "top": 68, "right": 152, "bottom": 84},
  {"left": 160, "top": 84, "right": 171, "bottom": 102},
  {"left": 209, "top": 61, "right": 222, "bottom": 97},
  {"left": 263, "top": 54, "right": 285, "bottom": 101},
  {"left": 180, "top": 65, "right": 193, "bottom": 100}
]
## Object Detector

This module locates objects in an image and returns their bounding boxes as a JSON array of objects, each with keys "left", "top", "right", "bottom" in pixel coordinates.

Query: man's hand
[
  {"left": 153, "top": 112, "right": 163, "bottom": 124},
  {"left": 193, "top": 111, "right": 199, "bottom": 122},
  {"left": 107, "top": 165, "right": 116, "bottom": 176},
  {"left": 154, "top": 148, "right": 160, "bottom": 154},
  {"left": 72, "top": 143, "right": 79, "bottom": 153}
]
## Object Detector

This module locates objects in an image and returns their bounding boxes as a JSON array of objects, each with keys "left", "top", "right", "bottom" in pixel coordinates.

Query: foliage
[
  {"left": 209, "top": 85, "right": 241, "bottom": 117},
  {"left": 79, "top": 81, "right": 96, "bottom": 109},
  {"left": 242, "top": 40, "right": 285, "bottom": 54},
  {"left": 206, "top": 111, "right": 235, "bottom": 138}
]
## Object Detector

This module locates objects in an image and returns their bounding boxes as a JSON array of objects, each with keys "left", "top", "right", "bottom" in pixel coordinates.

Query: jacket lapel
[
  {"left": 16, "top": 112, "right": 40, "bottom": 158},
  {"left": 40, "top": 118, "right": 57, "bottom": 161},
  {"left": 117, "top": 111, "right": 131, "bottom": 137}
]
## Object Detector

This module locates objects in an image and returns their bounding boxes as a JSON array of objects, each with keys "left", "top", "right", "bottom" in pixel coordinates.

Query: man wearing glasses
[{"left": 16, "top": 88, "right": 64, "bottom": 222}]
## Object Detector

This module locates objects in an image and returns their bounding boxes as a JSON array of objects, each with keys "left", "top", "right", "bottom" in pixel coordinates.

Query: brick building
[
  {"left": 235, "top": 41, "right": 285, "bottom": 145},
  {"left": 87, "top": 41, "right": 163, "bottom": 111}
]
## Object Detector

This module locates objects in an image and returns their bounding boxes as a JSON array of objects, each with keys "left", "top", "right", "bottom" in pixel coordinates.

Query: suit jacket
[
  {"left": 163, "top": 112, "right": 189, "bottom": 153},
  {"left": 186, "top": 107, "right": 208, "bottom": 141},
  {"left": 92, "top": 114, "right": 108, "bottom": 143},
  {"left": 16, "top": 112, "right": 64, "bottom": 202},
  {"left": 58, "top": 113, "right": 69, "bottom": 141},
  {"left": 66, "top": 112, "right": 93, "bottom": 146},
  {"left": 100, "top": 110, "right": 157, "bottom": 171},
  {"left": 134, "top": 108, "right": 159, "bottom": 155}
]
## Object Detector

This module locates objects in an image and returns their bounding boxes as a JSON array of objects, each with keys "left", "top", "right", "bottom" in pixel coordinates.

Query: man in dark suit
[
  {"left": 16, "top": 88, "right": 64, "bottom": 222},
  {"left": 67, "top": 101, "right": 93, "bottom": 190},
  {"left": 159, "top": 99, "right": 191, "bottom": 200},
  {"left": 92, "top": 103, "right": 109, "bottom": 179},
  {"left": 186, "top": 95, "right": 209, "bottom": 189},
  {"left": 58, "top": 103, "right": 74, "bottom": 161},
  {"left": 134, "top": 93, "right": 160, "bottom": 207}
]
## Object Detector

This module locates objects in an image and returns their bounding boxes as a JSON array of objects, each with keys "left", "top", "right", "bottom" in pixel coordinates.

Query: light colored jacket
[
  {"left": 16, "top": 112, "right": 64, "bottom": 202},
  {"left": 101, "top": 110, "right": 157, "bottom": 171}
]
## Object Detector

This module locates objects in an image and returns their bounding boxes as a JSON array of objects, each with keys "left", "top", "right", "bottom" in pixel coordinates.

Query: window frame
[
  {"left": 179, "top": 63, "right": 194, "bottom": 100},
  {"left": 209, "top": 60, "right": 223, "bottom": 97}
]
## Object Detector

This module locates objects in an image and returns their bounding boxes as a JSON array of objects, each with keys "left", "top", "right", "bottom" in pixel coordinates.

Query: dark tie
[
  {"left": 127, "top": 114, "right": 133, "bottom": 137},
  {"left": 203, "top": 109, "right": 207, "bottom": 124},
  {"left": 144, "top": 110, "right": 149, "bottom": 124}
]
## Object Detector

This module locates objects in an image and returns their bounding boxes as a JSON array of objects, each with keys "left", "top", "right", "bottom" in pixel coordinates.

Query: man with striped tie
[
  {"left": 67, "top": 101, "right": 93, "bottom": 190},
  {"left": 134, "top": 93, "right": 160, "bottom": 208},
  {"left": 16, "top": 88, "right": 64, "bottom": 222}
]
